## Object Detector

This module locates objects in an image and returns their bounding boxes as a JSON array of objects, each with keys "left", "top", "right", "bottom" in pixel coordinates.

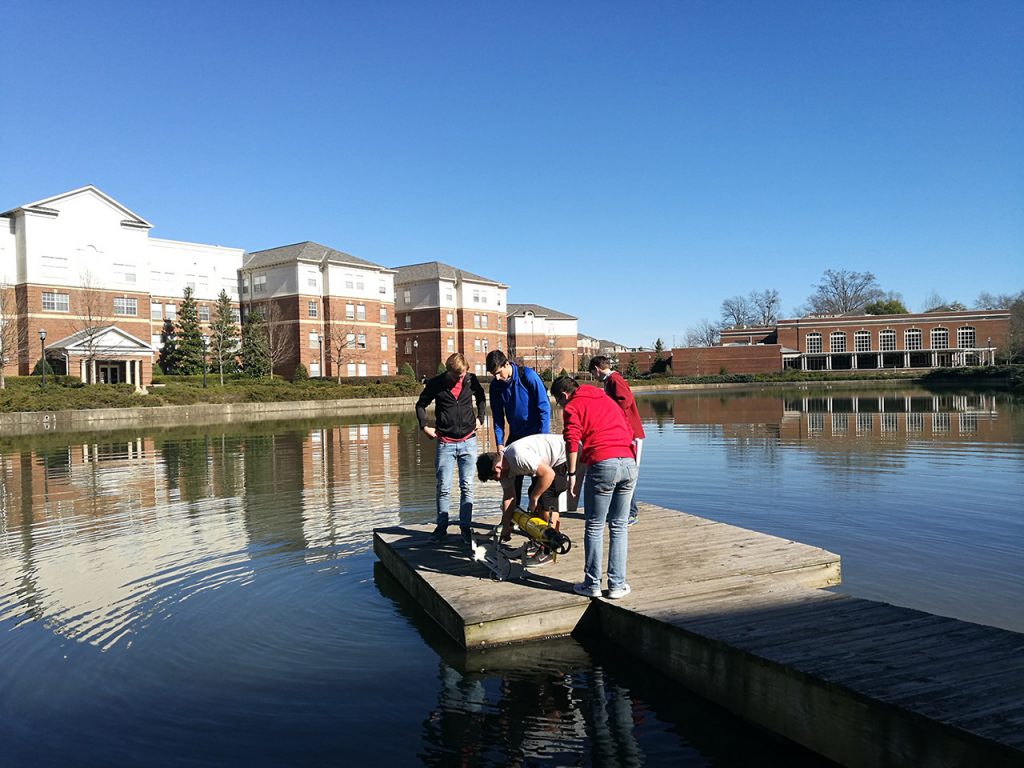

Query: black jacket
[{"left": 415, "top": 372, "right": 486, "bottom": 440}]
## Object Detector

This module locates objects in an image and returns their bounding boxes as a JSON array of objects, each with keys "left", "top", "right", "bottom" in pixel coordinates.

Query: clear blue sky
[{"left": 3, "top": 1, "right": 1021, "bottom": 347}]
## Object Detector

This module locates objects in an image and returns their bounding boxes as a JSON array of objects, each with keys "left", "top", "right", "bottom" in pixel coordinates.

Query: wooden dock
[{"left": 374, "top": 502, "right": 1024, "bottom": 768}]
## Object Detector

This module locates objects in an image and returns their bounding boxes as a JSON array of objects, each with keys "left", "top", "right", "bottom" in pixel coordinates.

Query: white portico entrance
[{"left": 45, "top": 326, "right": 155, "bottom": 389}]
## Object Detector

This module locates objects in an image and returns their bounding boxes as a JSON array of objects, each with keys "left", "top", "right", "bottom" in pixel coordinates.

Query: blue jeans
[
  {"left": 581, "top": 457, "right": 638, "bottom": 592},
  {"left": 435, "top": 436, "right": 476, "bottom": 529}
]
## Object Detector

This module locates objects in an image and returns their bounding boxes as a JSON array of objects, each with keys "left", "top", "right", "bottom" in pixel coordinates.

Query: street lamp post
[
  {"left": 38, "top": 329, "right": 47, "bottom": 387},
  {"left": 987, "top": 336, "right": 992, "bottom": 365},
  {"left": 317, "top": 334, "right": 324, "bottom": 378},
  {"left": 413, "top": 337, "right": 419, "bottom": 380},
  {"left": 201, "top": 335, "right": 209, "bottom": 388}
]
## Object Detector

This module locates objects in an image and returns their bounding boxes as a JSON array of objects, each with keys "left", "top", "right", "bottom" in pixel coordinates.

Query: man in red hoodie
[
  {"left": 551, "top": 375, "right": 638, "bottom": 600},
  {"left": 588, "top": 356, "right": 646, "bottom": 525}
]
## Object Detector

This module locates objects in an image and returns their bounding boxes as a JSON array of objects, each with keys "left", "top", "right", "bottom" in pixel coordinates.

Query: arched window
[
  {"left": 806, "top": 332, "right": 822, "bottom": 354},
  {"left": 879, "top": 330, "right": 896, "bottom": 351},
  {"left": 957, "top": 326, "right": 976, "bottom": 348},
  {"left": 905, "top": 328, "right": 922, "bottom": 350},
  {"left": 829, "top": 332, "right": 846, "bottom": 353},
  {"left": 931, "top": 328, "right": 949, "bottom": 349},
  {"left": 854, "top": 331, "right": 872, "bottom": 352}
]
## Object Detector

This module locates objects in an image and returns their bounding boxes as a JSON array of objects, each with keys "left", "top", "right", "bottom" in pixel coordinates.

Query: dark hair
[
  {"left": 588, "top": 355, "right": 611, "bottom": 373},
  {"left": 550, "top": 375, "right": 579, "bottom": 400},
  {"left": 485, "top": 349, "right": 508, "bottom": 374},
  {"left": 476, "top": 453, "right": 499, "bottom": 482}
]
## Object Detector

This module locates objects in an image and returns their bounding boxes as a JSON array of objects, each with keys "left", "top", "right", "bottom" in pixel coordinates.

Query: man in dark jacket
[{"left": 416, "top": 353, "right": 487, "bottom": 542}]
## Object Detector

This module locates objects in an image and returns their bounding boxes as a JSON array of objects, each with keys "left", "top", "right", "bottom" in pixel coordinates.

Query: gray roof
[
  {"left": 507, "top": 303, "right": 577, "bottom": 321},
  {"left": 392, "top": 261, "right": 507, "bottom": 288},
  {"left": 243, "top": 242, "right": 392, "bottom": 272}
]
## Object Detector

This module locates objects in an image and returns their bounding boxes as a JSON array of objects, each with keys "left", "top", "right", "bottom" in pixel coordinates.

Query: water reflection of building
[{"left": 780, "top": 393, "right": 1004, "bottom": 442}]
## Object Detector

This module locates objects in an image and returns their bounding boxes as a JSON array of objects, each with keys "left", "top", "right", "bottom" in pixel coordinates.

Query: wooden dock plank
[{"left": 375, "top": 502, "right": 1024, "bottom": 767}]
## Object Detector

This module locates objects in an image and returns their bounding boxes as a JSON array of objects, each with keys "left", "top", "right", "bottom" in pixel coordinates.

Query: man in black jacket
[{"left": 416, "top": 353, "right": 487, "bottom": 542}]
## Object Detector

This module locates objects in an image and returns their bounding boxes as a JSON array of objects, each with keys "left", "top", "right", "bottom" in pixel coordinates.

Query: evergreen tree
[
  {"left": 241, "top": 310, "right": 271, "bottom": 378},
  {"left": 210, "top": 289, "right": 239, "bottom": 384},
  {"left": 158, "top": 318, "right": 180, "bottom": 374},
  {"left": 654, "top": 338, "right": 665, "bottom": 359},
  {"left": 626, "top": 357, "right": 641, "bottom": 379},
  {"left": 399, "top": 362, "right": 415, "bottom": 378},
  {"left": 175, "top": 286, "right": 205, "bottom": 375}
]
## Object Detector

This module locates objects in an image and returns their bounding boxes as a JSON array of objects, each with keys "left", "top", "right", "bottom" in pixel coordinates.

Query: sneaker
[
  {"left": 460, "top": 527, "right": 473, "bottom": 543},
  {"left": 429, "top": 524, "right": 448, "bottom": 542},
  {"left": 607, "top": 583, "right": 632, "bottom": 599},
  {"left": 525, "top": 551, "right": 553, "bottom": 568},
  {"left": 627, "top": 515, "right": 638, "bottom": 526},
  {"left": 573, "top": 582, "right": 601, "bottom": 598}
]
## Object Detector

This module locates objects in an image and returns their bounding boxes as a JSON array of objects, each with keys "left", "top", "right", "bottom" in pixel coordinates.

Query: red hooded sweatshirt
[{"left": 562, "top": 385, "right": 636, "bottom": 466}]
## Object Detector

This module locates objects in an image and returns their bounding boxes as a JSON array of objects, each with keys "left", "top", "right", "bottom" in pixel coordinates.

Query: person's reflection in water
[{"left": 581, "top": 666, "right": 642, "bottom": 767}]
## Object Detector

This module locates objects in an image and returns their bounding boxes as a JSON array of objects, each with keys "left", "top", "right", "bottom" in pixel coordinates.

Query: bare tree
[
  {"left": 71, "top": 270, "right": 113, "bottom": 383},
  {"left": 975, "top": 291, "right": 1019, "bottom": 310},
  {"left": 805, "top": 269, "right": 884, "bottom": 315},
  {"left": 685, "top": 318, "right": 720, "bottom": 347},
  {"left": 0, "top": 279, "right": 20, "bottom": 389},
  {"left": 750, "top": 289, "right": 781, "bottom": 326},
  {"left": 922, "top": 291, "right": 964, "bottom": 312},
  {"left": 720, "top": 295, "right": 754, "bottom": 328},
  {"left": 326, "top": 321, "right": 358, "bottom": 383},
  {"left": 260, "top": 301, "right": 295, "bottom": 378}
]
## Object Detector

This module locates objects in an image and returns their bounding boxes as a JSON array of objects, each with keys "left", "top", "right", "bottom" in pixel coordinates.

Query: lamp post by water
[
  {"left": 38, "top": 329, "right": 47, "bottom": 387},
  {"left": 987, "top": 336, "right": 992, "bottom": 365},
  {"left": 413, "top": 337, "right": 419, "bottom": 380},
  {"left": 317, "top": 333, "right": 324, "bottom": 378},
  {"left": 201, "top": 334, "right": 209, "bottom": 388}
]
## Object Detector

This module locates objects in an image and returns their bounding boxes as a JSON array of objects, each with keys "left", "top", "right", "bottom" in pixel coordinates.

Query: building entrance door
[{"left": 99, "top": 363, "right": 121, "bottom": 384}]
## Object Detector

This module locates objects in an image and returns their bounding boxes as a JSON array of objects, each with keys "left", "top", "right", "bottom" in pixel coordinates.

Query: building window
[
  {"left": 805, "top": 333, "right": 822, "bottom": 354},
  {"left": 404, "top": 314, "right": 411, "bottom": 329},
  {"left": 358, "top": 363, "right": 367, "bottom": 376},
  {"left": 905, "top": 328, "right": 922, "bottom": 350},
  {"left": 381, "top": 362, "right": 389, "bottom": 376},
  {"left": 931, "top": 328, "right": 949, "bottom": 349},
  {"left": 113, "top": 297, "right": 138, "bottom": 316},
  {"left": 481, "top": 315, "right": 488, "bottom": 329},
  {"left": 42, "top": 292, "right": 70, "bottom": 312},
  {"left": 957, "top": 326, "right": 976, "bottom": 348},
  {"left": 355, "top": 274, "right": 364, "bottom": 290},
  {"left": 380, "top": 335, "right": 388, "bottom": 351},
  {"left": 231, "top": 308, "right": 240, "bottom": 323},
  {"left": 308, "top": 301, "right": 318, "bottom": 318},
  {"left": 356, "top": 304, "right": 366, "bottom": 321},
  {"left": 473, "top": 338, "right": 482, "bottom": 353},
  {"left": 309, "top": 332, "right": 319, "bottom": 349},
  {"left": 854, "top": 331, "right": 871, "bottom": 352},
  {"left": 405, "top": 339, "right": 412, "bottom": 355},
  {"left": 357, "top": 333, "right": 367, "bottom": 349},
  {"left": 345, "top": 273, "right": 354, "bottom": 290},
  {"left": 446, "top": 312, "right": 454, "bottom": 327},
  {"left": 830, "top": 332, "right": 846, "bottom": 353},
  {"left": 253, "top": 275, "right": 267, "bottom": 294},
  {"left": 346, "top": 303, "right": 355, "bottom": 320},
  {"left": 472, "top": 290, "right": 481, "bottom": 304},
  {"left": 165, "top": 304, "right": 177, "bottom": 320},
  {"left": 445, "top": 289, "right": 453, "bottom": 302},
  {"left": 151, "top": 302, "right": 163, "bottom": 320},
  {"left": 347, "top": 363, "right": 356, "bottom": 376},
  {"left": 879, "top": 330, "right": 896, "bottom": 351},
  {"left": 403, "top": 289, "right": 411, "bottom": 305},
  {"left": 474, "top": 313, "right": 481, "bottom": 328},
  {"left": 199, "top": 305, "right": 210, "bottom": 322},
  {"left": 346, "top": 333, "right": 356, "bottom": 347},
  {"left": 482, "top": 339, "right": 489, "bottom": 353},
  {"left": 498, "top": 317, "right": 502, "bottom": 330},
  {"left": 379, "top": 279, "right": 387, "bottom": 295},
  {"left": 447, "top": 337, "right": 455, "bottom": 353},
  {"left": 379, "top": 307, "right": 388, "bottom": 323}
]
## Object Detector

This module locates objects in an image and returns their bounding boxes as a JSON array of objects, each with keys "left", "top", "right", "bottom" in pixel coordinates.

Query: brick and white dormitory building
[{"left": 0, "top": 186, "right": 577, "bottom": 387}]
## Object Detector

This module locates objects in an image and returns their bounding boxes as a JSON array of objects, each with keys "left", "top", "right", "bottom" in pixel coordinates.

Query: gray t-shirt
[{"left": 501, "top": 434, "right": 566, "bottom": 482}]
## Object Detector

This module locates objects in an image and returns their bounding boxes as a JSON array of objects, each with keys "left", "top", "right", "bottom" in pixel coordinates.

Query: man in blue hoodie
[{"left": 485, "top": 350, "right": 552, "bottom": 506}]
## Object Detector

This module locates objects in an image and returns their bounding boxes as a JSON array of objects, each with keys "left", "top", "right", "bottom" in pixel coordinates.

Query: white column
[
  {"left": 79, "top": 358, "right": 87, "bottom": 382},
  {"left": 125, "top": 359, "right": 132, "bottom": 386}
]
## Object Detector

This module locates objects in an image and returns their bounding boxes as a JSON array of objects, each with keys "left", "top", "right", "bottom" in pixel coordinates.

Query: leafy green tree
[
  {"left": 158, "top": 318, "right": 180, "bottom": 374},
  {"left": 210, "top": 289, "right": 239, "bottom": 384},
  {"left": 241, "top": 310, "right": 271, "bottom": 378},
  {"left": 626, "top": 357, "right": 641, "bottom": 378},
  {"left": 864, "top": 298, "right": 909, "bottom": 315},
  {"left": 399, "top": 362, "right": 415, "bottom": 378},
  {"left": 175, "top": 286, "right": 206, "bottom": 375}
]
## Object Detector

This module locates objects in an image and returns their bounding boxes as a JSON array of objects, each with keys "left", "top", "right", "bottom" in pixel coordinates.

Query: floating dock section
[{"left": 374, "top": 502, "right": 1024, "bottom": 767}]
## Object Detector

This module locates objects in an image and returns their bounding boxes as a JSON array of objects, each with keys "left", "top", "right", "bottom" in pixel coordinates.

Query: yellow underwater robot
[{"left": 471, "top": 506, "right": 572, "bottom": 581}]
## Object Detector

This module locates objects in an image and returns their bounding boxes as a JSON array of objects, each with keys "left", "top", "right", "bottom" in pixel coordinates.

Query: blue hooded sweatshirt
[{"left": 489, "top": 364, "right": 551, "bottom": 447}]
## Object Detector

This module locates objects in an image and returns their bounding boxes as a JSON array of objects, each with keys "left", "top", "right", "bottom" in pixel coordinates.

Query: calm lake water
[{"left": 0, "top": 386, "right": 1021, "bottom": 766}]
